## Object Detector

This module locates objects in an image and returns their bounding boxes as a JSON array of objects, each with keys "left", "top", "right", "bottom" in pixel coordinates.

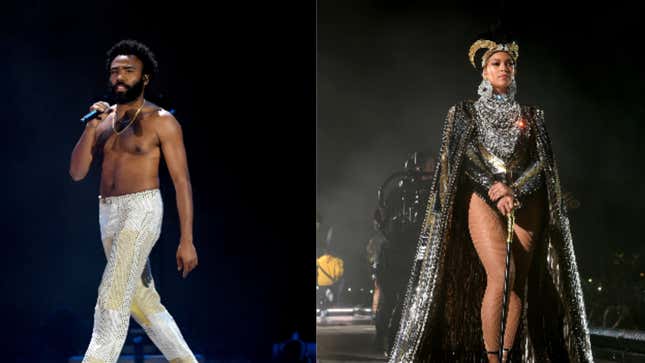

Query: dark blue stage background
[{"left": 2, "top": 1, "right": 315, "bottom": 361}]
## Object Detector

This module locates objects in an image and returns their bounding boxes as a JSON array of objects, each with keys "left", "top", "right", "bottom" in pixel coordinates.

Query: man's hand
[
  {"left": 176, "top": 241, "right": 198, "bottom": 278},
  {"left": 87, "top": 101, "right": 112, "bottom": 128}
]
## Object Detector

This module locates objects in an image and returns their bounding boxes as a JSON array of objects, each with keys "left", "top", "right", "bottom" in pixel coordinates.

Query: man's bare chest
[{"left": 99, "top": 127, "right": 159, "bottom": 157}]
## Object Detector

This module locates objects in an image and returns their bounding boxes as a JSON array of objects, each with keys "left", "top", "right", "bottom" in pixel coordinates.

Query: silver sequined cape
[{"left": 388, "top": 100, "right": 593, "bottom": 362}]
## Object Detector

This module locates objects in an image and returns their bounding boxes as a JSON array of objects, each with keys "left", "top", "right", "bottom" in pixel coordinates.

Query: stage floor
[
  {"left": 316, "top": 313, "right": 622, "bottom": 363},
  {"left": 316, "top": 312, "right": 386, "bottom": 363}
]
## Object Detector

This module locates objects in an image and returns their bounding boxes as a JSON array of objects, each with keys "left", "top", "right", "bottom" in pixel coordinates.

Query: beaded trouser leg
[{"left": 82, "top": 189, "right": 197, "bottom": 363}]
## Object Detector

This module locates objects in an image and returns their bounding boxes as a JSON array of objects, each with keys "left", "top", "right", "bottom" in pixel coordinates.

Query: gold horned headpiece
[{"left": 468, "top": 39, "right": 519, "bottom": 69}]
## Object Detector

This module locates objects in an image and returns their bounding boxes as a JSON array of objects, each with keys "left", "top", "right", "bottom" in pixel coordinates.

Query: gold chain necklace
[{"left": 112, "top": 102, "right": 144, "bottom": 135}]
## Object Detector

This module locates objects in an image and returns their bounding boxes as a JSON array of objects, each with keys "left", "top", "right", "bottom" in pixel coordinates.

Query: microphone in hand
[{"left": 80, "top": 107, "right": 113, "bottom": 123}]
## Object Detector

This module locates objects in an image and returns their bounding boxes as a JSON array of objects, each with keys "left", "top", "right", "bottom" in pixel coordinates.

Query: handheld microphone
[{"left": 80, "top": 108, "right": 112, "bottom": 123}]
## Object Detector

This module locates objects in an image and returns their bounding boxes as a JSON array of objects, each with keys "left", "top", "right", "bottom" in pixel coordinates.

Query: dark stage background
[
  {"left": 318, "top": 0, "right": 645, "bottom": 331},
  {"left": 2, "top": 1, "right": 315, "bottom": 361}
]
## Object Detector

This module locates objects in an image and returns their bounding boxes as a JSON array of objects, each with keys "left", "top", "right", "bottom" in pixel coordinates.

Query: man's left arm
[{"left": 157, "top": 111, "right": 198, "bottom": 278}]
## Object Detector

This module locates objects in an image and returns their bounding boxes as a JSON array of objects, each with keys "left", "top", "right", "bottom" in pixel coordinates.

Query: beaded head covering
[
  {"left": 469, "top": 40, "right": 519, "bottom": 69},
  {"left": 468, "top": 23, "right": 519, "bottom": 70}
]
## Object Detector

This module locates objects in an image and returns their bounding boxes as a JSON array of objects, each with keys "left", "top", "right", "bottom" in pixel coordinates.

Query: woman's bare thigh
[
  {"left": 467, "top": 190, "right": 547, "bottom": 281},
  {"left": 468, "top": 193, "right": 508, "bottom": 277}
]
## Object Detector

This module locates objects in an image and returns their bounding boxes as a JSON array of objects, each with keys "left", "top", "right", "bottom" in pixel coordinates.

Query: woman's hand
[
  {"left": 496, "top": 195, "right": 515, "bottom": 216},
  {"left": 488, "top": 182, "right": 513, "bottom": 202}
]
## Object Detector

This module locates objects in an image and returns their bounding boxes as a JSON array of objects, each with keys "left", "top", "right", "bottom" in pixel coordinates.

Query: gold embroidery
[{"left": 477, "top": 143, "right": 507, "bottom": 174}]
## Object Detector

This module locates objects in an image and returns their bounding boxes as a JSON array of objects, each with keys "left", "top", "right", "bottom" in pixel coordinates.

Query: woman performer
[{"left": 388, "top": 31, "right": 594, "bottom": 363}]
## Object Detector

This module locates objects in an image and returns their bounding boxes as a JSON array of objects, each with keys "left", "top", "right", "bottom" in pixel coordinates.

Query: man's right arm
[{"left": 69, "top": 102, "right": 110, "bottom": 181}]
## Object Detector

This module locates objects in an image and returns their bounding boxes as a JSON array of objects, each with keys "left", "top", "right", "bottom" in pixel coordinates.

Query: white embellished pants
[{"left": 82, "top": 189, "right": 197, "bottom": 363}]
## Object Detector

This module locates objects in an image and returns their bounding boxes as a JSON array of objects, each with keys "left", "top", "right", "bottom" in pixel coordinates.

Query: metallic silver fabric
[
  {"left": 477, "top": 78, "right": 517, "bottom": 103},
  {"left": 474, "top": 89, "right": 521, "bottom": 161},
  {"left": 82, "top": 189, "right": 197, "bottom": 363},
  {"left": 389, "top": 101, "right": 593, "bottom": 362},
  {"left": 463, "top": 89, "right": 544, "bottom": 208}
]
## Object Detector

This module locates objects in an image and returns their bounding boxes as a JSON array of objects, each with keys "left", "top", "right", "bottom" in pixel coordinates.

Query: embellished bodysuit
[
  {"left": 463, "top": 92, "right": 544, "bottom": 209},
  {"left": 388, "top": 84, "right": 593, "bottom": 362}
]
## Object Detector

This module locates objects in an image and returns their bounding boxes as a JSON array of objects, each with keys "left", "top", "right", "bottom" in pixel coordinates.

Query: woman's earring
[{"left": 478, "top": 78, "right": 493, "bottom": 98}]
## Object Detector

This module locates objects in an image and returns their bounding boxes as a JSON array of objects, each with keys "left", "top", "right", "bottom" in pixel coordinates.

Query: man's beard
[{"left": 109, "top": 78, "right": 145, "bottom": 104}]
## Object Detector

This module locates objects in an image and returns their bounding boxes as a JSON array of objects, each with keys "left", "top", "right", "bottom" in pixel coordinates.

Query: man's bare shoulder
[
  {"left": 144, "top": 106, "right": 182, "bottom": 139},
  {"left": 140, "top": 102, "right": 177, "bottom": 123}
]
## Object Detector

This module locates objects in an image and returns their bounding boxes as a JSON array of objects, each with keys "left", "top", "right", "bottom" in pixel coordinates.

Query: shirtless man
[{"left": 70, "top": 39, "right": 198, "bottom": 363}]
